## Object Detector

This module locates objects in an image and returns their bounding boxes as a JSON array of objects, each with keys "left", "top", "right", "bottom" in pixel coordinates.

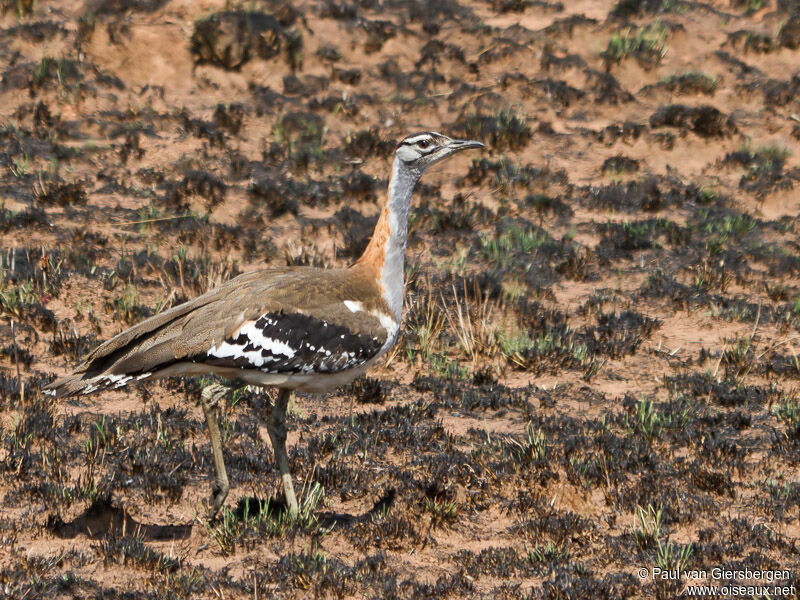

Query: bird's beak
[{"left": 448, "top": 139, "right": 485, "bottom": 151}]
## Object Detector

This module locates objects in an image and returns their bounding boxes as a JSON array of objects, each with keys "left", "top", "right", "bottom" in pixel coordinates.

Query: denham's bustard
[{"left": 45, "top": 132, "right": 485, "bottom": 517}]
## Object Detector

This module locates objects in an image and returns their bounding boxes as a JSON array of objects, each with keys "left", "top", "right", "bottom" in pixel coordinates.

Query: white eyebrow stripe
[{"left": 403, "top": 134, "right": 434, "bottom": 145}]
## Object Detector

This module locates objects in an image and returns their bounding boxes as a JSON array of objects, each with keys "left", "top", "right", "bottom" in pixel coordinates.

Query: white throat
[{"left": 379, "top": 158, "right": 421, "bottom": 321}]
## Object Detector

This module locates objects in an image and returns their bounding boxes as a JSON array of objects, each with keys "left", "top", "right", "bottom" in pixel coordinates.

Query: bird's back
[{"left": 44, "top": 264, "right": 397, "bottom": 398}]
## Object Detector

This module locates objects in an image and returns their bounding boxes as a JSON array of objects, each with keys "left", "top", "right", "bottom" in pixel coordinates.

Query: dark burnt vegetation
[
  {"left": 108, "top": 245, "right": 242, "bottom": 296},
  {"left": 598, "top": 217, "right": 686, "bottom": 254},
  {"left": 779, "top": 15, "right": 800, "bottom": 48},
  {"left": 581, "top": 175, "right": 713, "bottom": 213},
  {"left": 165, "top": 170, "right": 227, "bottom": 212},
  {"left": 649, "top": 104, "right": 737, "bottom": 138},
  {"left": 584, "top": 311, "right": 660, "bottom": 358},
  {"left": 345, "top": 376, "right": 385, "bottom": 404},
  {"left": 19, "top": 56, "right": 124, "bottom": 97},
  {"left": 414, "top": 191, "right": 495, "bottom": 235},
  {"left": 344, "top": 127, "right": 395, "bottom": 158},
  {"left": 639, "top": 71, "right": 718, "bottom": 96},
  {"left": 34, "top": 178, "right": 88, "bottom": 207},
  {"left": 2, "top": 0, "right": 800, "bottom": 596},
  {"left": 720, "top": 145, "right": 799, "bottom": 197},
  {"left": 248, "top": 169, "right": 380, "bottom": 223},
  {"left": 585, "top": 69, "right": 635, "bottom": 104},
  {"left": 50, "top": 325, "right": 97, "bottom": 363},
  {"left": 500, "top": 307, "right": 660, "bottom": 374},
  {"left": 665, "top": 374, "right": 781, "bottom": 408},
  {"left": 501, "top": 73, "right": 586, "bottom": 107},
  {"left": 601, "top": 154, "right": 640, "bottom": 175},
  {"left": 477, "top": 219, "right": 593, "bottom": 287},
  {"left": 455, "top": 108, "right": 532, "bottom": 151},
  {"left": 265, "top": 111, "right": 328, "bottom": 171},
  {"left": 743, "top": 74, "right": 800, "bottom": 107},
  {"left": 596, "top": 120, "right": 647, "bottom": 145},
  {"left": 726, "top": 29, "right": 776, "bottom": 54},
  {"left": 610, "top": 0, "right": 679, "bottom": 18},
  {"left": 190, "top": 11, "right": 292, "bottom": 71},
  {"left": 461, "top": 157, "right": 572, "bottom": 219}
]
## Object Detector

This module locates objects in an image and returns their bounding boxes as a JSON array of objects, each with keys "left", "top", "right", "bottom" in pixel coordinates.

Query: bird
[{"left": 44, "top": 131, "right": 485, "bottom": 518}]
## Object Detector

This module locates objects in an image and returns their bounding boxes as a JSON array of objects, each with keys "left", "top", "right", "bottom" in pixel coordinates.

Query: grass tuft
[
  {"left": 203, "top": 481, "right": 325, "bottom": 555},
  {"left": 603, "top": 22, "right": 668, "bottom": 67}
]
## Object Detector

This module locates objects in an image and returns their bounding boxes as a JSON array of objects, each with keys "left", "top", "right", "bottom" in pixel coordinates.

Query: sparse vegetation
[
  {"left": 631, "top": 504, "right": 663, "bottom": 549},
  {"left": 655, "top": 539, "right": 693, "bottom": 572},
  {"left": 457, "top": 108, "right": 531, "bottom": 151},
  {"left": 270, "top": 111, "right": 326, "bottom": 170},
  {"left": 642, "top": 71, "right": 718, "bottom": 95},
  {"left": 204, "top": 482, "right": 325, "bottom": 555},
  {"left": 722, "top": 145, "right": 797, "bottom": 197},
  {"left": 479, "top": 225, "right": 552, "bottom": 268},
  {"left": 0, "top": 0, "right": 798, "bottom": 597},
  {"left": 603, "top": 22, "right": 668, "bottom": 67},
  {"left": 773, "top": 396, "right": 800, "bottom": 425},
  {"left": 190, "top": 11, "right": 286, "bottom": 70},
  {"left": 650, "top": 104, "right": 737, "bottom": 138}
]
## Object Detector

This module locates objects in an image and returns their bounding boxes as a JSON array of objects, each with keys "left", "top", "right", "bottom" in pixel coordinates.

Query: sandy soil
[{"left": 2, "top": 0, "right": 800, "bottom": 598}]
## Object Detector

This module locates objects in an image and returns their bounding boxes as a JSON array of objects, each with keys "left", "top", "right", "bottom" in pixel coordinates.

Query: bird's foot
[
  {"left": 206, "top": 481, "right": 229, "bottom": 521},
  {"left": 200, "top": 382, "right": 230, "bottom": 409}
]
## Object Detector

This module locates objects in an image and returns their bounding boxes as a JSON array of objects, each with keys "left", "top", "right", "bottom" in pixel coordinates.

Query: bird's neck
[{"left": 356, "top": 158, "right": 421, "bottom": 320}]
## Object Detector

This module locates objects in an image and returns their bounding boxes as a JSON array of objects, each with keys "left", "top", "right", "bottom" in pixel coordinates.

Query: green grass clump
[
  {"left": 630, "top": 504, "right": 663, "bottom": 549},
  {"left": 204, "top": 482, "right": 325, "bottom": 555},
  {"left": 655, "top": 540, "right": 693, "bottom": 572},
  {"left": 773, "top": 397, "right": 800, "bottom": 426},
  {"left": 501, "top": 325, "right": 590, "bottom": 373},
  {"left": 479, "top": 226, "right": 553, "bottom": 269},
  {"left": 603, "top": 22, "right": 668, "bottom": 67}
]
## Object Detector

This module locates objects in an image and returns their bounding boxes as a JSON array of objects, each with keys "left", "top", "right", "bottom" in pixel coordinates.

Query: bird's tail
[{"left": 43, "top": 371, "right": 153, "bottom": 399}]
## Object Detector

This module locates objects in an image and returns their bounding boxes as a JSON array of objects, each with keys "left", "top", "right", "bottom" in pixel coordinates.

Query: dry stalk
[{"left": 443, "top": 279, "right": 499, "bottom": 368}]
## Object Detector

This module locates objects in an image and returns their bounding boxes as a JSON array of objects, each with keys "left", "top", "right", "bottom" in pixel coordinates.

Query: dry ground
[{"left": 2, "top": 0, "right": 800, "bottom": 598}]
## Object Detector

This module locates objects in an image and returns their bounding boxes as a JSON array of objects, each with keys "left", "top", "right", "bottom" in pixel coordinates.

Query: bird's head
[{"left": 395, "top": 131, "right": 484, "bottom": 171}]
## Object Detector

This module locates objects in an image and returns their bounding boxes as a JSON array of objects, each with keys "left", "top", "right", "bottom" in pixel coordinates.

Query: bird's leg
[
  {"left": 267, "top": 388, "right": 298, "bottom": 516},
  {"left": 199, "top": 382, "right": 230, "bottom": 519}
]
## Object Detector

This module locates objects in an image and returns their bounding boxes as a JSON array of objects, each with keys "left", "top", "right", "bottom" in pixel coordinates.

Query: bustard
[{"left": 44, "top": 132, "right": 484, "bottom": 517}]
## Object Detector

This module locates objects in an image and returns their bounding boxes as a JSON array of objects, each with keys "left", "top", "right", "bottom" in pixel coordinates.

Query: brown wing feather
[{"left": 44, "top": 264, "right": 391, "bottom": 398}]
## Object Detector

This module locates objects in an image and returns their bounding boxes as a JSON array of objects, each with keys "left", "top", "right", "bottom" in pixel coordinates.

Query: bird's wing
[{"left": 44, "top": 266, "right": 395, "bottom": 398}]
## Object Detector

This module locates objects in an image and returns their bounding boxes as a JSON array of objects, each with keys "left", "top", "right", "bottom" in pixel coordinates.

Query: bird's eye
[{"left": 417, "top": 140, "right": 431, "bottom": 149}]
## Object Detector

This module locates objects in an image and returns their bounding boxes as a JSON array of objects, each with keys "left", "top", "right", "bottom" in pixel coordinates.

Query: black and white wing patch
[{"left": 201, "top": 312, "right": 385, "bottom": 374}]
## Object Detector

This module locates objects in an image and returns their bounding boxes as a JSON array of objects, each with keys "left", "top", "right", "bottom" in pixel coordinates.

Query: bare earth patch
[{"left": 1, "top": 0, "right": 800, "bottom": 597}]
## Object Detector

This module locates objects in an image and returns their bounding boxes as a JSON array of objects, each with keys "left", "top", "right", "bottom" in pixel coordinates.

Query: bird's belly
[{"left": 150, "top": 361, "right": 371, "bottom": 393}]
